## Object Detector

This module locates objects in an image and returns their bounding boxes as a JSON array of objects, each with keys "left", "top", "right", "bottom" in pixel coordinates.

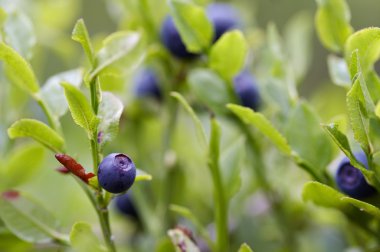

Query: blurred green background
[{"left": 1, "top": 0, "right": 380, "bottom": 251}]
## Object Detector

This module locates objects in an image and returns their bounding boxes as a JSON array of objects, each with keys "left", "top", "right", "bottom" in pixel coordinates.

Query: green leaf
[
  {"left": 345, "top": 27, "right": 380, "bottom": 74},
  {"left": 315, "top": 0, "right": 353, "bottom": 52},
  {"left": 0, "top": 42, "right": 39, "bottom": 95},
  {"left": 40, "top": 69, "right": 83, "bottom": 118},
  {"left": 220, "top": 136, "right": 244, "bottom": 198},
  {"left": 70, "top": 222, "right": 106, "bottom": 252},
  {"left": 97, "top": 92, "right": 123, "bottom": 148},
  {"left": 341, "top": 197, "right": 380, "bottom": 219},
  {"left": 348, "top": 50, "right": 376, "bottom": 114},
  {"left": 8, "top": 119, "right": 65, "bottom": 153},
  {"left": 322, "top": 123, "right": 378, "bottom": 186},
  {"left": 61, "top": 82, "right": 98, "bottom": 138},
  {"left": 303, "top": 181, "right": 380, "bottom": 219},
  {"left": 238, "top": 243, "right": 254, "bottom": 252},
  {"left": 346, "top": 77, "right": 372, "bottom": 153},
  {"left": 2, "top": 144, "right": 45, "bottom": 190},
  {"left": 187, "top": 68, "right": 229, "bottom": 113},
  {"left": 171, "top": 92, "right": 207, "bottom": 149},
  {"left": 285, "top": 102, "right": 334, "bottom": 176},
  {"left": 327, "top": 55, "right": 351, "bottom": 87},
  {"left": 209, "top": 30, "right": 248, "bottom": 80},
  {"left": 284, "top": 11, "right": 313, "bottom": 82},
  {"left": 168, "top": 0, "right": 213, "bottom": 53},
  {"left": 3, "top": 11, "right": 36, "bottom": 60},
  {"left": 136, "top": 169, "right": 153, "bottom": 182},
  {"left": 227, "top": 104, "right": 292, "bottom": 155},
  {"left": 168, "top": 228, "right": 200, "bottom": 252},
  {"left": 72, "top": 19, "right": 95, "bottom": 65},
  {"left": 90, "top": 32, "right": 144, "bottom": 80},
  {"left": 0, "top": 191, "right": 69, "bottom": 244}
]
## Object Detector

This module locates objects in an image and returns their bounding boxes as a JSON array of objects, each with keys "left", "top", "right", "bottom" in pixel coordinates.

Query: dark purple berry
[
  {"left": 233, "top": 71, "right": 261, "bottom": 111},
  {"left": 160, "top": 16, "right": 198, "bottom": 59},
  {"left": 336, "top": 152, "right": 376, "bottom": 199},
  {"left": 206, "top": 3, "right": 241, "bottom": 42},
  {"left": 134, "top": 68, "right": 162, "bottom": 100},
  {"left": 98, "top": 153, "right": 136, "bottom": 193},
  {"left": 114, "top": 192, "right": 139, "bottom": 219}
]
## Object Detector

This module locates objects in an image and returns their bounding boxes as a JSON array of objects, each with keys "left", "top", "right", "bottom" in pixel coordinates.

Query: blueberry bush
[{"left": 1, "top": 0, "right": 380, "bottom": 251}]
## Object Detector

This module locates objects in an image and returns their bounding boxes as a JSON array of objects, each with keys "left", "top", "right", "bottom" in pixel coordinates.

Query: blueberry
[
  {"left": 98, "top": 153, "right": 136, "bottom": 193},
  {"left": 233, "top": 71, "right": 261, "bottom": 110},
  {"left": 206, "top": 3, "right": 241, "bottom": 42},
  {"left": 335, "top": 152, "right": 376, "bottom": 199},
  {"left": 134, "top": 68, "right": 162, "bottom": 100},
  {"left": 160, "top": 16, "right": 198, "bottom": 59},
  {"left": 114, "top": 192, "right": 139, "bottom": 219}
]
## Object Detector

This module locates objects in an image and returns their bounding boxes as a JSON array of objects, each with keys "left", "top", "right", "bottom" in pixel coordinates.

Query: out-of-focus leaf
[
  {"left": 2, "top": 144, "right": 45, "bottom": 190},
  {"left": 227, "top": 104, "right": 292, "bottom": 155},
  {"left": 171, "top": 92, "right": 207, "bottom": 149},
  {"left": 238, "top": 243, "right": 254, "bottom": 252},
  {"left": 168, "top": 228, "right": 200, "bottom": 252},
  {"left": 345, "top": 27, "right": 380, "bottom": 75},
  {"left": 0, "top": 191, "right": 69, "bottom": 244},
  {"left": 327, "top": 55, "right": 351, "bottom": 87},
  {"left": 70, "top": 222, "right": 106, "bottom": 252},
  {"left": 168, "top": 0, "right": 213, "bottom": 53},
  {"left": 284, "top": 11, "right": 313, "bottom": 82},
  {"left": 0, "top": 42, "right": 39, "bottom": 95},
  {"left": 303, "top": 181, "right": 380, "bottom": 219},
  {"left": 3, "top": 11, "right": 35, "bottom": 60},
  {"left": 61, "top": 82, "right": 98, "bottom": 138},
  {"left": 136, "top": 169, "right": 153, "bottom": 182},
  {"left": 285, "top": 102, "right": 334, "bottom": 176},
  {"left": 8, "top": 119, "right": 65, "bottom": 153},
  {"left": 322, "top": 123, "right": 378, "bottom": 187},
  {"left": 72, "top": 19, "right": 94, "bottom": 65},
  {"left": 220, "top": 136, "right": 244, "bottom": 198},
  {"left": 315, "top": 0, "right": 353, "bottom": 52},
  {"left": 90, "top": 32, "right": 144, "bottom": 80},
  {"left": 40, "top": 69, "right": 83, "bottom": 118},
  {"left": 209, "top": 30, "right": 247, "bottom": 80},
  {"left": 187, "top": 68, "right": 229, "bottom": 113},
  {"left": 97, "top": 92, "right": 123, "bottom": 148}
]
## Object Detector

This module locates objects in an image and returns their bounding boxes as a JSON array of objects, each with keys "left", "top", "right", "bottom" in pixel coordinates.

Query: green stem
[
  {"left": 87, "top": 77, "right": 116, "bottom": 252},
  {"left": 209, "top": 119, "right": 228, "bottom": 252}
]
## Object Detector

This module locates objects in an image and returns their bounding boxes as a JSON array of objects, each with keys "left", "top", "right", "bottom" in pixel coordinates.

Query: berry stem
[{"left": 88, "top": 77, "right": 116, "bottom": 252}]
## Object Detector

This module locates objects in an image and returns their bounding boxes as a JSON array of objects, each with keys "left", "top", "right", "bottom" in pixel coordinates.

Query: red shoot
[{"left": 55, "top": 154, "right": 95, "bottom": 183}]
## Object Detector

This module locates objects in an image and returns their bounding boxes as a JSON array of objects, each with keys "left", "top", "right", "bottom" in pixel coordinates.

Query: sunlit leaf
[
  {"left": 8, "top": 119, "right": 65, "bottom": 153},
  {"left": 315, "top": 0, "right": 353, "bottom": 52},
  {"left": 168, "top": 0, "right": 213, "bottom": 53},
  {"left": 61, "top": 82, "right": 98, "bottom": 138},
  {"left": 209, "top": 30, "right": 247, "bottom": 80},
  {"left": 72, "top": 19, "right": 94, "bottom": 65},
  {"left": 0, "top": 42, "right": 39, "bottom": 95}
]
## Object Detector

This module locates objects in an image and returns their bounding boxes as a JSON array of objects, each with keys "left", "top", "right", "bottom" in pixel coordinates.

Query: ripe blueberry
[
  {"left": 160, "top": 16, "right": 198, "bottom": 59},
  {"left": 98, "top": 153, "right": 136, "bottom": 194},
  {"left": 134, "top": 68, "right": 162, "bottom": 100},
  {"left": 335, "top": 152, "right": 376, "bottom": 199},
  {"left": 114, "top": 192, "right": 139, "bottom": 219},
  {"left": 206, "top": 3, "right": 241, "bottom": 42},
  {"left": 233, "top": 71, "right": 261, "bottom": 111}
]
